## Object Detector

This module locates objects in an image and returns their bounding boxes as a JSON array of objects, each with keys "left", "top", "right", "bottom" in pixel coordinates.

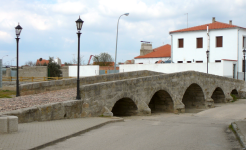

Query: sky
[{"left": 0, "top": 0, "right": 246, "bottom": 66}]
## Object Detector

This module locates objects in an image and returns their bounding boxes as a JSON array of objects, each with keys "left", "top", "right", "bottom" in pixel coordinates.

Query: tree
[
  {"left": 25, "top": 61, "right": 36, "bottom": 66},
  {"left": 48, "top": 57, "right": 62, "bottom": 77},
  {"left": 70, "top": 55, "right": 84, "bottom": 65},
  {"left": 64, "top": 62, "right": 73, "bottom": 66},
  {"left": 93, "top": 52, "right": 114, "bottom": 66}
]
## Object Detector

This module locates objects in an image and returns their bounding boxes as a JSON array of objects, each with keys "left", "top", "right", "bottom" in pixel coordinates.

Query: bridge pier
[
  {"left": 173, "top": 103, "right": 185, "bottom": 114},
  {"left": 136, "top": 101, "right": 151, "bottom": 115},
  {"left": 205, "top": 98, "right": 214, "bottom": 108}
]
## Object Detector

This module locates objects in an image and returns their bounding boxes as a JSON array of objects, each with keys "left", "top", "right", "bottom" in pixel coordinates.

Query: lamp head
[
  {"left": 243, "top": 49, "right": 246, "bottom": 56},
  {"left": 15, "top": 23, "right": 23, "bottom": 38},
  {"left": 75, "top": 16, "right": 84, "bottom": 32},
  {"left": 206, "top": 50, "right": 209, "bottom": 57},
  {"left": 124, "top": 13, "right": 129, "bottom": 16}
]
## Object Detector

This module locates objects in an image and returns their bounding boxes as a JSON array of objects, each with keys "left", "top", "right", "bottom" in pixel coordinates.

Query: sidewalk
[
  {"left": 0, "top": 117, "right": 123, "bottom": 150},
  {"left": 231, "top": 120, "right": 246, "bottom": 149}
]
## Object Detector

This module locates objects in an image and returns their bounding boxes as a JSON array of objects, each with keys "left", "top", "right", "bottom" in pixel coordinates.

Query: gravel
[{"left": 0, "top": 88, "right": 76, "bottom": 113}]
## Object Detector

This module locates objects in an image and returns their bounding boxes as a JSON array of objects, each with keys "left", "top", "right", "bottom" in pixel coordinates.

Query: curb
[
  {"left": 231, "top": 122, "right": 246, "bottom": 149},
  {"left": 29, "top": 117, "right": 124, "bottom": 150}
]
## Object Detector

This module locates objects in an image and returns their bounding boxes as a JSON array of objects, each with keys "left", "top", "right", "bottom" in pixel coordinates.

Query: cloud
[
  {"left": 52, "top": 1, "right": 88, "bottom": 15},
  {"left": 1, "top": 0, "right": 246, "bottom": 65},
  {"left": 0, "top": 31, "right": 13, "bottom": 43}
]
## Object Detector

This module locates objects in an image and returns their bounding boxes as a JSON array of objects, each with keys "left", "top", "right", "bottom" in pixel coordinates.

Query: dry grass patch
[{"left": 0, "top": 90, "right": 16, "bottom": 98}]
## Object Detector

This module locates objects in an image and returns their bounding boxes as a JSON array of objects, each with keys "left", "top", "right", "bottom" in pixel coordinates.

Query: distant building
[
  {"left": 53, "top": 57, "right": 61, "bottom": 66},
  {"left": 36, "top": 59, "right": 49, "bottom": 66},
  {"left": 134, "top": 44, "right": 171, "bottom": 64}
]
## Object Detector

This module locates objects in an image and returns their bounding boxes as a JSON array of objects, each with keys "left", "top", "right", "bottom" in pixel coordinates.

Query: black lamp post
[
  {"left": 243, "top": 49, "right": 246, "bottom": 81},
  {"left": 75, "top": 16, "right": 84, "bottom": 100},
  {"left": 15, "top": 23, "right": 22, "bottom": 97},
  {"left": 206, "top": 50, "right": 209, "bottom": 74}
]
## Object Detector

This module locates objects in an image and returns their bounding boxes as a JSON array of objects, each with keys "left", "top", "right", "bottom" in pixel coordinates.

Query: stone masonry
[
  {"left": 20, "top": 70, "right": 162, "bottom": 96},
  {"left": 80, "top": 71, "right": 245, "bottom": 117},
  {"left": 2, "top": 70, "right": 246, "bottom": 123}
]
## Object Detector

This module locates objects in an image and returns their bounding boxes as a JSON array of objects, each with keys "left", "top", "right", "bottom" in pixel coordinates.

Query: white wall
[
  {"left": 134, "top": 57, "right": 170, "bottom": 64},
  {"left": 171, "top": 28, "right": 238, "bottom": 64},
  {"left": 120, "top": 60, "right": 236, "bottom": 78},
  {"left": 69, "top": 65, "right": 99, "bottom": 77}
]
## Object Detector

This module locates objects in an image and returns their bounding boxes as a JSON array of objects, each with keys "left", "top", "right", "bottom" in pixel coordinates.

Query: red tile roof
[
  {"left": 135, "top": 44, "right": 171, "bottom": 59},
  {"left": 169, "top": 21, "right": 244, "bottom": 33},
  {"left": 36, "top": 59, "right": 49, "bottom": 65}
]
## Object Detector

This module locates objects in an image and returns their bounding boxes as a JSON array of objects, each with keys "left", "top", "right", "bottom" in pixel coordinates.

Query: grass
[
  {"left": 0, "top": 90, "right": 16, "bottom": 98},
  {"left": 230, "top": 94, "right": 238, "bottom": 102}
]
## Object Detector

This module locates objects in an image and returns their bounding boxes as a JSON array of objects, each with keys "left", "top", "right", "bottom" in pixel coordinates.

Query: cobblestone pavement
[
  {"left": 0, "top": 117, "right": 123, "bottom": 150},
  {"left": 0, "top": 88, "right": 76, "bottom": 113}
]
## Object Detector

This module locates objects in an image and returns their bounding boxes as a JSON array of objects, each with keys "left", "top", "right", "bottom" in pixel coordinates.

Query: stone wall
[
  {"left": 5, "top": 68, "right": 11, "bottom": 77},
  {"left": 20, "top": 70, "right": 163, "bottom": 96},
  {"left": 60, "top": 66, "right": 69, "bottom": 77},
  {"left": 1, "top": 100, "right": 84, "bottom": 123},
  {"left": 80, "top": 71, "right": 246, "bottom": 117},
  {"left": 19, "top": 66, "right": 47, "bottom": 77}
]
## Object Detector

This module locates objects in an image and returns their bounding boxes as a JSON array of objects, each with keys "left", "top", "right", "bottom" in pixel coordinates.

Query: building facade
[{"left": 169, "top": 17, "right": 246, "bottom": 79}]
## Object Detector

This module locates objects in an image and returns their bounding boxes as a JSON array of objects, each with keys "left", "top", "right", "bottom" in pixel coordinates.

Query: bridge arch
[
  {"left": 182, "top": 83, "right": 206, "bottom": 109},
  {"left": 211, "top": 87, "right": 225, "bottom": 103},
  {"left": 148, "top": 90, "right": 174, "bottom": 113},
  {"left": 231, "top": 89, "right": 239, "bottom": 99},
  {"left": 111, "top": 97, "right": 138, "bottom": 116}
]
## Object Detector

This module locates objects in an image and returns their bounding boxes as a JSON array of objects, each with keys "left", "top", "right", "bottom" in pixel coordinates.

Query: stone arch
[
  {"left": 211, "top": 87, "right": 225, "bottom": 103},
  {"left": 182, "top": 83, "right": 206, "bottom": 109},
  {"left": 111, "top": 97, "right": 138, "bottom": 116},
  {"left": 231, "top": 89, "right": 239, "bottom": 98},
  {"left": 148, "top": 90, "right": 174, "bottom": 113}
]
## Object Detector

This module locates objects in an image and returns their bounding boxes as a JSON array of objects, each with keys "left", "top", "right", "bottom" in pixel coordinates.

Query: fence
[
  {"left": 2, "top": 76, "right": 74, "bottom": 82},
  {"left": 99, "top": 70, "right": 119, "bottom": 75}
]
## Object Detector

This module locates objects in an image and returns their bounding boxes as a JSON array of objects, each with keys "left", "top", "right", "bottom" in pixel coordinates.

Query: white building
[
  {"left": 169, "top": 17, "right": 246, "bottom": 79},
  {"left": 134, "top": 44, "right": 171, "bottom": 64},
  {"left": 53, "top": 57, "right": 61, "bottom": 66}
]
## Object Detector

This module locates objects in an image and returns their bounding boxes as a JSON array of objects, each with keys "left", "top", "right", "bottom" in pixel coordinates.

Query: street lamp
[
  {"left": 243, "top": 49, "right": 246, "bottom": 81},
  {"left": 114, "top": 13, "right": 129, "bottom": 73},
  {"left": 2, "top": 55, "right": 8, "bottom": 66},
  {"left": 15, "top": 23, "right": 22, "bottom": 97},
  {"left": 206, "top": 50, "right": 209, "bottom": 74},
  {"left": 75, "top": 16, "right": 84, "bottom": 100}
]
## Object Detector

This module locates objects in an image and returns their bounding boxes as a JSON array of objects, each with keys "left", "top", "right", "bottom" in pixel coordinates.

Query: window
[
  {"left": 196, "top": 38, "right": 203, "bottom": 48},
  {"left": 215, "top": 60, "right": 221, "bottom": 63},
  {"left": 196, "top": 61, "right": 203, "bottom": 63},
  {"left": 216, "top": 36, "right": 223, "bottom": 47},
  {"left": 187, "top": 61, "right": 191, "bottom": 63},
  {"left": 243, "top": 60, "right": 245, "bottom": 72},
  {"left": 178, "top": 39, "right": 184, "bottom": 48},
  {"left": 177, "top": 61, "right": 183, "bottom": 63}
]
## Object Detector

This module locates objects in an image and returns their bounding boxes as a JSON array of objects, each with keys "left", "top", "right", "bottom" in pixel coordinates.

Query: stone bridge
[{"left": 80, "top": 71, "right": 245, "bottom": 117}]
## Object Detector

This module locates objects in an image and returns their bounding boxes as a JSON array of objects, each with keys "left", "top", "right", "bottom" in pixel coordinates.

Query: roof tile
[
  {"left": 169, "top": 21, "right": 243, "bottom": 33},
  {"left": 135, "top": 44, "right": 171, "bottom": 59}
]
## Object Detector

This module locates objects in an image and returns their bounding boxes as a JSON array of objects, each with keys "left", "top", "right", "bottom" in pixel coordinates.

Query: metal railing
[{"left": 2, "top": 77, "right": 74, "bottom": 82}]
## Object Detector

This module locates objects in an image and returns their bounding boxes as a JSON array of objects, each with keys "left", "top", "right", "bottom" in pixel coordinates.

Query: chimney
[
  {"left": 229, "top": 20, "right": 232, "bottom": 25},
  {"left": 212, "top": 17, "right": 215, "bottom": 23}
]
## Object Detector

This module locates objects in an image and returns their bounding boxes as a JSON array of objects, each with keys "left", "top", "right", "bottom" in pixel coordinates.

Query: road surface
[{"left": 43, "top": 100, "right": 246, "bottom": 150}]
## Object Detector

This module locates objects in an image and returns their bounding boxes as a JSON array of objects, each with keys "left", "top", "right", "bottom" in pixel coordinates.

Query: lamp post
[
  {"left": 15, "top": 23, "right": 22, "bottom": 97},
  {"left": 243, "top": 49, "right": 246, "bottom": 81},
  {"left": 2, "top": 55, "right": 8, "bottom": 64},
  {"left": 114, "top": 13, "right": 129, "bottom": 73},
  {"left": 75, "top": 16, "right": 84, "bottom": 100},
  {"left": 206, "top": 50, "right": 209, "bottom": 74}
]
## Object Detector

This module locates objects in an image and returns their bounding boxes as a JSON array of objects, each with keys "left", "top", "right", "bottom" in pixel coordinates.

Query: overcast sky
[{"left": 1, "top": 0, "right": 246, "bottom": 66}]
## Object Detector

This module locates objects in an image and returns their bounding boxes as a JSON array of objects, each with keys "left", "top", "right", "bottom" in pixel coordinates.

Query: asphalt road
[{"left": 43, "top": 100, "right": 246, "bottom": 150}]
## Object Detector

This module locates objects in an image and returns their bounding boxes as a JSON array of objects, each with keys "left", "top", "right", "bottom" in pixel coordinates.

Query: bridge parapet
[
  {"left": 80, "top": 71, "right": 245, "bottom": 117},
  {"left": 20, "top": 70, "right": 162, "bottom": 96}
]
